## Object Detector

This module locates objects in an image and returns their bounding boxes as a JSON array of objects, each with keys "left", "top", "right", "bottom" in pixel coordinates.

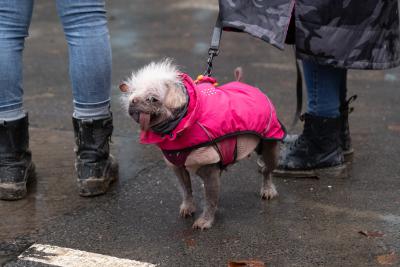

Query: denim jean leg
[
  {"left": 0, "top": 0, "right": 34, "bottom": 118},
  {"left": 56, "top": 0, "right": 112, "bottom": 119},
  {"left": 302, "top": 59, "right": 347, "bottom": 118}
]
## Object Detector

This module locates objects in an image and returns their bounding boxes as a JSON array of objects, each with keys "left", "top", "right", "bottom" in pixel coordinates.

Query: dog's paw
[
  {"left": 260, "top": 184, "right": 278, "bottom": 200},
  {"left": 179, "top": 200, "right": 196, "bottom": 218},
  {"left": 192, "top": 216, "right": 214, "bottom": 230}
]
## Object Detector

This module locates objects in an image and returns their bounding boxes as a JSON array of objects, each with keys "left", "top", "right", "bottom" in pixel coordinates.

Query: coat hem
[{"left": 296, "top": 51, "right": 400, "bottom": 70}]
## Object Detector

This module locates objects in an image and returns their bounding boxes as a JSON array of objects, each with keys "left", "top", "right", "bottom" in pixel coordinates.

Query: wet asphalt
[{"left": 1, "top": 1, "right": 400, "bottom": 266}]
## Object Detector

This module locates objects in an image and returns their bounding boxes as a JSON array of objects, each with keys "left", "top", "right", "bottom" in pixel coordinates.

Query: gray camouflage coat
[{"left": 219, "top": 0, "right": 400, "bottom": 69}]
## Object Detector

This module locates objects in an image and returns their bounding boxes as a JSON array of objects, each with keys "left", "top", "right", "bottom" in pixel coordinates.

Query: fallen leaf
[
  {"left": 358, "top": 230, "right": 385, "bottom": 238},
  {"left": 228, "top": 260, "right": 265, "bottom": 267},
  {"left": 185, "top": 238, "right": 196, "bottom": 247},
  {"left": 388, "top": 125, "right": 400, "bottom": 133},
  {"left": 377, "top": 252, "right": 398, "bottom": 265}
]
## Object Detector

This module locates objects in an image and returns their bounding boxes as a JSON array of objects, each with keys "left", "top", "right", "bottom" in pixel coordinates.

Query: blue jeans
[
  {"left": 0, "top": 0, "right": 111, "bottom": 119},
  {"left": 302, "top": 59, "right": 347, "bottom": 118}
]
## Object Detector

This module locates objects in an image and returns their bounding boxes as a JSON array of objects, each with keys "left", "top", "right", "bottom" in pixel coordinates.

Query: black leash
[
  {"left": 205, "top": 13, "right": 303, "bottom": 129},
  {"left": 291, "top": 52, "right": 303, "bottom": 130},
  {"left": 204, "top": 14, "right": 222, "bottom": 76}
]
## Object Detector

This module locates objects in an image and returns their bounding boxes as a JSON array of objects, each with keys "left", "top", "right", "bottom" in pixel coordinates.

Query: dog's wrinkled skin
[{"left": 121, "top": 59, "right": 279, "bottom": 230}]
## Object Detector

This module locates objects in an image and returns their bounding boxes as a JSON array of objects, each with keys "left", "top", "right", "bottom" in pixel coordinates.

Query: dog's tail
[{"left": 234, "top": 67, "right": 243, "bottom": 82}]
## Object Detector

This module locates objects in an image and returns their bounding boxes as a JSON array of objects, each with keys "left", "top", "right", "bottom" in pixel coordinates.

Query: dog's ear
[
  {"left": 234, "top": 67, "right": 243, "bottom": 82},
  {"left": 164, "top": 82, "right": 186, "bottom": 109},
  {"left": 119, "top": 83, "right": 130, "bottom": 93}
]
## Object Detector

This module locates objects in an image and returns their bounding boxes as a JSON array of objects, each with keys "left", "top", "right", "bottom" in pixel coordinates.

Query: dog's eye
[{"left": 146, "top": 96, "right": 159, "bottom": 103}]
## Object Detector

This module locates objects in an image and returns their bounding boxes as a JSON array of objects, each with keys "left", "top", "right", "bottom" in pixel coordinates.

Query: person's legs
[
  {"left": 56, "top": 0, "right": 111, "bottom": 119},
  {"left": 0, "top": 0, "right": 34, "bottom": 120},
  {"left": 274, "top": 59, "right": 346, "bottom": 178},
  {"left": 56, "top": 0, "right": 117, "bottom": 196},
  {"left": 278, "top": 59, "right": 354, "bottom": 162},
  {"left": 0, "top": 0, "right": 35, "bottom": 200},
  {"left": 303, "top": 59, "right": 346, "bottom": 118}
]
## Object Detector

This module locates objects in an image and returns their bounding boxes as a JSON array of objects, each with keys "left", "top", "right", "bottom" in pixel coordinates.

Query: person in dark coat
[{"left": 218, "top": 0, "right": 400, "bottom": 178}]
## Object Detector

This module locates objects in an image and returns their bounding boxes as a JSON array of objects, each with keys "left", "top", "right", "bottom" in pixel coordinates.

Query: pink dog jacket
[{"left": 140, "top": 73, "right": 285, "bottom": 166}]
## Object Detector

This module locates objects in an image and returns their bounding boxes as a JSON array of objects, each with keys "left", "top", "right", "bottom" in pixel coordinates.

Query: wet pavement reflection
[{"left": 1, "top": 0, "right": 400, "bottom": 266}]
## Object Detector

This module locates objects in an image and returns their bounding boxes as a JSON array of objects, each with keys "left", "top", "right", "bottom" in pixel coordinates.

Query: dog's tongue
[{"left": 139, "top": 113, "right": 150, "bottom": 131}]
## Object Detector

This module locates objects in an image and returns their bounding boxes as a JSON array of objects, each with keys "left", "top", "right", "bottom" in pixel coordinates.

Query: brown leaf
[
  {"left": 358, "top": 230, "right": 385, "bottom": 238},
  {"left": 388, "top": 125, "right": 400, "bottom": 133},
  {"left": 228, "top": 260, "right": 266, "bottom": 267},
  {"left": 185, "top": 238, "right": 196, "bottom": 247},
  {"left": 377, "top": 252, "right": 398, "bottom": 265}
]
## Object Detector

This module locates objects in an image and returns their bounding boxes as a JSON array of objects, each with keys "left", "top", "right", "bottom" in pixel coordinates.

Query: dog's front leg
[
  {"left": 171, "top": 165, "right": 196, "bottom": 217},
  {"left": 193, "top": 164, "right": 221, "bottom": 230},
  {"left": 260, "top": 141, "right": 279, "bottom": 200}
]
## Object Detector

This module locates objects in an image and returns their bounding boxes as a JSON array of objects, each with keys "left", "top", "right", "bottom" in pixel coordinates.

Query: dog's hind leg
[
  {"left": 193, "top": 163, "right": 221, "bottom": 230},
  {"left": 260, "top": 141, "right": 279, "bottom": 200},
  {"left": 172, "top": 166, "right": 196, "bottom": 218}
]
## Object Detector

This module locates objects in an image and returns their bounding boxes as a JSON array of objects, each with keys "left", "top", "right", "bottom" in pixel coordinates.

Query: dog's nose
[{"left": 131, "top": 97, "right": 139, "bottom": 104}]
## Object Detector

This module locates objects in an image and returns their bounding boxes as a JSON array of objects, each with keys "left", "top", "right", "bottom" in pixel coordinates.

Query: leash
[
  {"left": 204, "top": 12, "right": 303, "bottom": 129},
  {"left": 203, "top": 14, "right": 222, "bottom": 76},
  {"left": 291, "top": 52, "right": 303, "bottom": 130}
]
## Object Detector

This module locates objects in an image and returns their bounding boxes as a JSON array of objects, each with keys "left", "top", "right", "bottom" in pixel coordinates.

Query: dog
[{"left": 120, "top": 59, "right": 285, "bottom": 230}]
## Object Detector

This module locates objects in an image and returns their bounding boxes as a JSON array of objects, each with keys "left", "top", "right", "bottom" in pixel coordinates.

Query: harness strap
[
  {"left": 162, "top": 150, "right": 192, "bottom": 167},
  {"left": 195, "top": 121, "right": 237, "bottom": 168},
  {"left": 195, "top": 122, "right": 222, "bottom": 160},
  {"left": 216, "top": 137, "right": 237, "bottom": 166}
]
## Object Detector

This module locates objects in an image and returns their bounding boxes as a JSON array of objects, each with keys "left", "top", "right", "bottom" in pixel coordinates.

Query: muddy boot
[
  {"left": 0, "top": 115, "right": 35, "bottom": 200},
  {"left": 73, "top": 115, "right": 118, "bottom": 197},
  {"left": 277, "top": 95, "right": 357, "bottom": 164},
  {"left": 273, "top": 114, "right": 346, "bottom": 178}
]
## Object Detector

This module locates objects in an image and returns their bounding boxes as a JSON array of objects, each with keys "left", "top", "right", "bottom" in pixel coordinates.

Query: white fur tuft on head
[{"left": 120, "top": 58, "right": 183, "bottom": 113}]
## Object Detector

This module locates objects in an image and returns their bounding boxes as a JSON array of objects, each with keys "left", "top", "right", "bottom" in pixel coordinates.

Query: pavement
[{"left": 1, "top": 0, "right": 400, "bottom": 266}]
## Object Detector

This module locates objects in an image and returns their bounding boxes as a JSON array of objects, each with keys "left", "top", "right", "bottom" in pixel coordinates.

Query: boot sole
[
  {"left": 78, "top": 160, "right": 119, "bottom": 197},
  {"left": 0, "top": 163, "right": 36, "bottom": 201},
  {"left": 273, "top": 164, "right": 347, "bottom": 179},
  {"left": 343, "top": 148, "right": 354, "bottom": 163},
  {"left": 284, "top": 135, "right": 355, "bottom": 163}
]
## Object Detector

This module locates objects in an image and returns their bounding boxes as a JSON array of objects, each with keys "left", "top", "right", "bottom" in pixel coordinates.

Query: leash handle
[{"left": 204, "top": 14, "right": 222, "bottom": 76}]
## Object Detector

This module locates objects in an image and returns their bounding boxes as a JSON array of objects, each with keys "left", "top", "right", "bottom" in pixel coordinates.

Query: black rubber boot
[
  {"left": 0, "top": 115, "right": 35, "bottom": 200},
  {"left": 73, "top": 115, "right": 118, "bottom": 197},
  {"left": 281, "top": 95, "right": 357, "bottom": 163},
  {"left": 273, "top": 114, "right": 346, "bottom": 178}
]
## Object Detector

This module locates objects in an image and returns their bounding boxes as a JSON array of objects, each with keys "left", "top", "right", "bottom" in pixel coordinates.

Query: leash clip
[{"left": 204, "top": 48, "right": 219, "bottom": 76}]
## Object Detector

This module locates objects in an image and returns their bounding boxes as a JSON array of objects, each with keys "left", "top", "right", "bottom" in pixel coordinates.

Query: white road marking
[{"left": 18, "top": 243, "right": 157, "bottom": 267}]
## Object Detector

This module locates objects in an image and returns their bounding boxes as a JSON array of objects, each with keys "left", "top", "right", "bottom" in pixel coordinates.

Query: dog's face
[{"left": 120, "top": 59, "right": 187, "bottom": 131}]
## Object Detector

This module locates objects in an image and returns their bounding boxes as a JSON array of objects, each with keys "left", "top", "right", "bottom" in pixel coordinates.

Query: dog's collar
[{"left": 150, "top": 86, "right": 189, "bottom": 136}]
